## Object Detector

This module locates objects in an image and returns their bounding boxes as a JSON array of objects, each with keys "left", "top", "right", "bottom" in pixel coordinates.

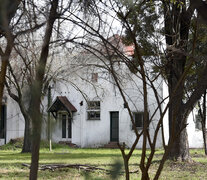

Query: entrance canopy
[{"left": 48, "top": 96, "right": 77, "bottom": 119}]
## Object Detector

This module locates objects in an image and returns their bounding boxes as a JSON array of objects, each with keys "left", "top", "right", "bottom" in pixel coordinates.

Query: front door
[
  {"left": 0, "top": 105, "right": 6, "bottom": 139},
  {"left": 110, "top": 112, "right": 119, "bottom": 142},
  {"left": 62, "top": 114, "right": 72, "bottom": 140}
]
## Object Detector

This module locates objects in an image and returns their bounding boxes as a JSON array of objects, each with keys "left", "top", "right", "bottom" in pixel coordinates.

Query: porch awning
[{"left": 48, "top": 96, "right": 77, "bottom": 118}]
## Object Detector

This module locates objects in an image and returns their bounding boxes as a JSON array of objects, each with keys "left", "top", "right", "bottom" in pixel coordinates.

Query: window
[
  {"left": 87, "top": 101, "right": 100, "bottom": 120},
  {"left": 195, "top": 114, "right": 202, "bottom": 130},
  {"left": 133, "top": 112, "right": 144, "bottom": 129},
  {"left": 91, "top": 73, "right": 98, "bottom": 82},
  {"left": 62, "top": 114, "right": 66, "bottom": 138}
]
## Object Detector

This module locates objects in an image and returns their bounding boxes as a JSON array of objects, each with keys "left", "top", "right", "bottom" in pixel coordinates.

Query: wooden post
[{"left": 48, "top": 85, "right": 52, "bottom": 151}]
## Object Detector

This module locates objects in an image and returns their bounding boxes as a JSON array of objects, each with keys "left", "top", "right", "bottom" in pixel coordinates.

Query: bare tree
[
  {"left": 28, "top": 1, "right": 59, "bottom": 179},
  {"left": 57, "top": 2, "right": 168, "bottom": 179},
  {"left": 5, "top": 35, "right": 62, "bottom": 152},
  {"left": 59, "top": 0, "right": 207, "bottom": 179}
]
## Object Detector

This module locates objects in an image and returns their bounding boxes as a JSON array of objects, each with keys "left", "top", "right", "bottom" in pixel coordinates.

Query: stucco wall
[
  {"left": 6, "top": 98, "right": 24, "bottom": 143},
  {"left": 49, "top": 62, "right": 163, "bottom": 148}
]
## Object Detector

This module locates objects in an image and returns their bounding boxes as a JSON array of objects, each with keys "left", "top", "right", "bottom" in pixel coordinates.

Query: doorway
[
  {"left": 0, "top": 105, "right": 6, "bottom": 139},
  {"left": 110, "top": 112, "right": 119, "bottom": 142},
  {"left": 61, "top": 114, "right": 72, "bottom": 140}
]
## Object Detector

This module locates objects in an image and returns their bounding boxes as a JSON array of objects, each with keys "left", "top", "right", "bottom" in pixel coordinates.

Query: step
[{"left": 102, "top": 142, "right": 119, "bottom": 149}]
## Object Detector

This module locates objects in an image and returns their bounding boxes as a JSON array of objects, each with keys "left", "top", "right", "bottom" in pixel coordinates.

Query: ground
[{"left": 0, "top": 140, "right": 207, "bottom": 179}]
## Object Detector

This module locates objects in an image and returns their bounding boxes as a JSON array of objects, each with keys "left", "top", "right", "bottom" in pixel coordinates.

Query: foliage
[
  {"left": 117, "top": 0, "right": 160, "bottom": 56},
  {"left": 0, "top": 138, "right": 23, "bottom": 150},
  {"left": 0, "top": 138, "right": 67, "bottom": 151},
  {"left": 185, "top": 19, "right": 207, "bottom": 94}
]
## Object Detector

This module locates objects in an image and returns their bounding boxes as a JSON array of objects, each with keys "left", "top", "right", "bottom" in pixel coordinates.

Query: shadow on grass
[
  {"left": 0, "top": 148, "right": 146, "bottom": 167},
  {"left": 0, "top": 152, "right": 31, "bottom": 160},
  {"left": 41, "top": 152, "right": 123, "bottom": 159},
  {"left": 0, "top": 171, "right": 29, "bottom": 179}
]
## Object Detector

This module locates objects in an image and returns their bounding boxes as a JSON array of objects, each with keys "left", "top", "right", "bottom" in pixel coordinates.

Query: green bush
[{"left": 0, "top": 138, "right": 23, "bottom": 150}]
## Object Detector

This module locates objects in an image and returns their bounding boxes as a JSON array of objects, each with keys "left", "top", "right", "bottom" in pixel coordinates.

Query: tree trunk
[
  {"left": 29, "top": 1, "right": 58, "bottom": 179},
  {"left": 200, "top": 91, "right": 207, "bottom": 155},
  {"left": 141, "top": 170, "right": 150, "bottom": 180},
  {"left": 0, "top": 50, "right": 12, "bottom": 116},
  {"left": 123, "top": 158, "right": 129, "bottom": 180},
  {"left": 168, "top": 127, "right": 190, "bottom": 161},
  {"left": 162, "top": 1, "right": 194, "bottom": 161},
  {"left": 167, "top": 63, "right": 191, "bottom": 160},
  {"left": 22, "top": 117, "right": 32, "bottom": 153},
  {"left": 166, "top": 50, "right": 192, "bottom": 161},
  {"left": 29, "top": 114, "right": 41, "bottom": 180},
  {"left": 202, "top": 125, "right": 207, "bottom": 155},
  {"left": 202, "top": 91, "right": 207, "bottom": 155},
  {"left": 167, "top": 75, "right": 191, "bottom": 161}
]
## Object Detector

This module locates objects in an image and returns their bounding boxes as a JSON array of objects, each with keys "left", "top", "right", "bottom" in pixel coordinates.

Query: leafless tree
[
  {"left": 58, "top": 0, "right": 207, "bottom": 179},
  {"left": 5, "top": 33, "right": 65, "bottom": 152},
  {"left": 56, "top": 2, "right": 168, "bottom": 179},
  {"left": 28, "top": 0, "right": 60, "bottom": 179}
]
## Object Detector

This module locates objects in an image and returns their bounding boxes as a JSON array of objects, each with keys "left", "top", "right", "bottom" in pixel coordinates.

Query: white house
[
  {"left": 43, "top": 47, "right": 163, "bottom": 148},
  {"left": 0, "top": 36, "right": 205, "bottom": 148}
]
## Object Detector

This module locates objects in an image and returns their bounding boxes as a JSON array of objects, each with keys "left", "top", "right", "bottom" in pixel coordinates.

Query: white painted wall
[
  {"left": 3, "top": 75, "right": 204, "bottom": 149},
  {"left": 187, "top": 111, "right": 204, "bottom": 148},
  {"left": 0, "top": 139, "right": 4, "bottom": 146},
  {"left": 4, "top": 54, "right": 205, "bottom": 150},
  {"left": 6, "top": 97, "right": 25, "bottom": 143},
  {"left": 48, "top": 58, "right": 163, "bottom": 148}
]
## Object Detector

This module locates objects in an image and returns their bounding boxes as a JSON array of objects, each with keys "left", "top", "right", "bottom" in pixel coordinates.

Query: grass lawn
[{"left": 0, "top": 140, "right": 207, "bottom": 179}]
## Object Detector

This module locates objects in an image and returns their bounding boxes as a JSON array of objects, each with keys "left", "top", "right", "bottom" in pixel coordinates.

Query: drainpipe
[{"left": 48, "top": 85, "right": 52, "bottom": 151}]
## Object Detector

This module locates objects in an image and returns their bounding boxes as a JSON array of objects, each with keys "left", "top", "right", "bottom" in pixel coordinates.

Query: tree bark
[
  {"left": 167, "top": 66, "right": 191, "bottom": 160},
  {"left": 202, "top": 92, "right": 207, "bottom": 155},
  {"left": 162, "top": 1, "right": 194, "bottom": 161},
  {"left": 29, "top": 108, "right": 42, "bottom": 180},
  {"left": 0, "top": 0, "right": 18, "bottom": 112},
  {"left": 0, "top": 42, "right": 13, "bottom": 115},
  {"left": 0, "top": 59, "right": 8, "bottom": 107},
  {"left": 168, "top": 127, "right": 190, "bottom": 161},
  {"left": 22, "top": 117, "right": 32, "bottom": 153},
  {"left": 29, "top": 1, "right": 59, "bottom": 179},
  {"left": 123, "top": 157, "right": 129, "bottom": 180},
  {"left": 202, "top": 91, "right": 207, "bottom": 155},
  {"left": 202, "top": 124, "right": 207, "bottom": 155},
  {"left": 198, "top": 91, "right": 207, "bottom": 155}
]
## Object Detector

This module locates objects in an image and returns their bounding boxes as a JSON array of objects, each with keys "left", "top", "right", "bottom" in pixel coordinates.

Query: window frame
[
  {"left": 59, "top": 112, "right": 72, "bottom": 139},
  {"left": 195, "top": 114, "right": 202, "bottom": 131},
  {"left": 87, "top": 101, "right": 101, "bottom": 120},
  {"left": 132, "top": 112, "right": 144, "bottom": 130}
]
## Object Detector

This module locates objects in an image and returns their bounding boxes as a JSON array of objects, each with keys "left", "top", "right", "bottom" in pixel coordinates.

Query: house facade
[
  {"left": 1, "top": 80, "right": 205, "bottom": 148},
  {"left": 0, "top": 36, "right": 205, "bottom": 148},
  {"left": 44, "top": 54, "right": 163, "bottom": 148},
  {"left": 0, "top": 48, "right": 164, "bottom": 148}
]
